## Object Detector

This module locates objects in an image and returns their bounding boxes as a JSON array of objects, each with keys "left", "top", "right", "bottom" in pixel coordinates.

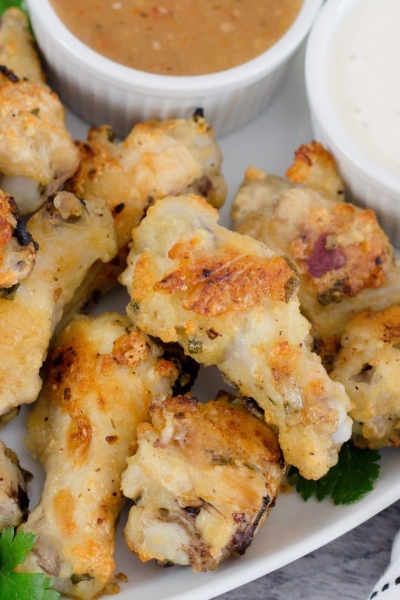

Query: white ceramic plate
[{"left": 3, "top": 45, "right": 400, "bottom": 600}]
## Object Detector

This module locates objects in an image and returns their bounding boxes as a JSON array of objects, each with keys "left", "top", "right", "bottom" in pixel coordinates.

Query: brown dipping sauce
[{"left": 50, "top": 0, "right": 303, "bottom": 76}]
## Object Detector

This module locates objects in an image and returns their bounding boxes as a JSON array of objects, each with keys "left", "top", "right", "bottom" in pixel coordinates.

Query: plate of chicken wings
[{"left": 1, "top": 7, "right": 400, "bottom": 600}]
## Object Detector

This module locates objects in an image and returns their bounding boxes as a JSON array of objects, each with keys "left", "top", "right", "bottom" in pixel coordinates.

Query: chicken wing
[
  {"left": 62, "top": 114, "right": 227, "bottom": 316},
  {"left": 0, "top": 191, "right": 116, "bottom": 417},
  {"left": 231, "top": 143, "right": 400, "bottom": 369},
  {"left": 0, "top": 439, "right": 29, "bottom": 530},
  {"left": 0, "top": 8, "right": 45, "bottom": 83},
  {"left": 0, "top": 75, "right": 80, "bottom": 214},
  {"left": 66, "top": 114, "right": 226, "bottom": 249},
  {"left": 18, "top": 312, "right": 181, "bottom": 599},
  {"left": 120, "top": 194, "right": 352, "bottom": 480},
  {"left": 122, "top": 391, "right": 284, "bottom": 572},
  {"left": 331, "top": 306, "right": 400, "bottom": 449}
]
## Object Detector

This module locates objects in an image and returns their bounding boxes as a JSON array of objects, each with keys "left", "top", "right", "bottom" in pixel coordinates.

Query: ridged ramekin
[
  {"left": 26, "top": 0, "right": 323, "bottom": 138},
  {"left": 306, "top": 0, "right": 400, "bottom": 246}
]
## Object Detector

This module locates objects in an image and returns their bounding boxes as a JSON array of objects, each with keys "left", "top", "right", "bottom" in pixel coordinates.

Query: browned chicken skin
[
  {"left": 18, "top": 312, "right": 181, "bottom": 599},
  {"left": 0, "top": 188, "right": 37, "bottom": 293},
  {"left": 122, "top": 392, "right": 284, "bottom": 572},
  {"left": 0, "top": 8, "right": 80, "bottom": 214},
  {"left": 0, "top": 439, "right": 30, "bottom": 530},
  {"left": 120, "top": 194, "right": 352, "bottom": 480},
  {"left": 0, "top": 191, "right": 116, "bottom": 417},
  {"left": 231, "top": 142, "right": 400, "bottom": 369},
  {"left": 331, "top": 306, "right": 400, "bottom": 449}
]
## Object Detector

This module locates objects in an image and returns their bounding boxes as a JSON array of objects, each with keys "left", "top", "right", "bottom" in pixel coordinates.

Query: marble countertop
[{"left": 215, "top": 500, "right": 400, "bottom": 600}]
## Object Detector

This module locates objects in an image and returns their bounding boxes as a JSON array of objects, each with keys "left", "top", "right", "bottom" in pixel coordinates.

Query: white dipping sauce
[{"left": 328, "top": 0, "right": 400, "bottom": 178}]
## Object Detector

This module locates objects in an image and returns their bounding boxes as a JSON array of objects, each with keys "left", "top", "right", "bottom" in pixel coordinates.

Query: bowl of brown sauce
[{"left": 26, "top": 0, "right": 323, "bottom": 138}]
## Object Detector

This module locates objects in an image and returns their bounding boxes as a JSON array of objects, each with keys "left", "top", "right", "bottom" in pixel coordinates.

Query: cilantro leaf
[
  {"left": 0, "top": 0, "right": 27, "bottom": 16},
  {"left": 0, "top": 528, "right": 60, "bottom": 600},
  {"left": 288, "top": 442, "right": 381, "bottom": 505}
]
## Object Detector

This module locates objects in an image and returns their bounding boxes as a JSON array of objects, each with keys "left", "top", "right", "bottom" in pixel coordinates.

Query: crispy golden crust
[
  {"left": 18, "top": 312, "right": 179, "bottom": 599},
  {"left": 0, "top": 189, "right": 37, "bottom": 289},
  {"left": 0, "top": 192, "right": 117, "bottom": 416},
  {"left": 231, "top": 148, "right": 400, "bottom": 369},
  {"left": 287, "top": 202, "right": 388, "bottom": 303},
  {"left": 331, "top": 306, "right": 400, "bottom": 449},
  {"left": 122, "top": 392, "right": 284, "bottom": 572},
  {"left": 285, "top": 141, "right": 345, "bottom": 201},
  {"left": 0, "top": 79, "right": 79, "bottom": 214},
  {"left": 66, "top": 115, "right": 226, "bottom": 250},
  {"left": 120, "top": 194, "right": 352, "bottom": 480},
  {"left": 154, "top": 250, "right": 297, "bottom": 315},
  {"left": 0, "top": 8, "right": 45, "bottom": 83}
]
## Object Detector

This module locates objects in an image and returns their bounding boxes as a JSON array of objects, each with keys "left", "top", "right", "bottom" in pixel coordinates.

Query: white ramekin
[
  {"left": 305, "top": 0, "right": 400, "bottom": 246},
  {"left": 26, "top": 0, "right": 323, "bottom": 139}
]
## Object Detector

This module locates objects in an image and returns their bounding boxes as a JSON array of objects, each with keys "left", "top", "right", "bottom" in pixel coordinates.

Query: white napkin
[{"left": 368, "top": 531, "right": 400, "bottom": 598}]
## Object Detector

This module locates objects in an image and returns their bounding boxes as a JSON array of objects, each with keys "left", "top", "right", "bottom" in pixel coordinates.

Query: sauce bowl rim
[{"left": 27, "top": 0, "right": 323, "bottom": 95}]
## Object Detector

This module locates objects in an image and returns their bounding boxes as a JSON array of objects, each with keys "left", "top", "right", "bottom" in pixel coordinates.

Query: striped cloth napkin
[{"left": 369, "top": 532, "right": 400, "bottom": 598}]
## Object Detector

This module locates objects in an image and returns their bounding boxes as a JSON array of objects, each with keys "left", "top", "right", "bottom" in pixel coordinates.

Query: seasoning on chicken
[
  {"left": 0, "top": 439, "right": 30, "bottom": 530},
  {"left": 18, "top": 312, "right": 181, "bottom": 599},
  {"left": 0, "top": 189, "right": 38, "bottom": 295},
  {"left": 0, "top": 76, "right": 80, "bottom": 214},
  {"left": 0, "top": 191, "right": 117, "bottom": 418},
  {"left": 121, "top": 391, "right": 284, "bottom": 572},
  {"left": 66, "top": 114, "right": 226, "bottom": 249},
  {"left": 63, "top": 114, "right": 227, "bottom": 315},
  {"left": 0, "top": 8, "right": 45, "bottom": 83},
  {"left": 120, "top": 194, "right": 352, "bottom": 480},
  {"left": 331, "top": 306, "right": 400, "bottom": 449},
  {"left": 231, "top": 142, "right": 400, "bottom": 369}
]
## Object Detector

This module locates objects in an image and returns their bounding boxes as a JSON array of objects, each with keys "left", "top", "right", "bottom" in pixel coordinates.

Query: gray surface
[{"left": 215, "top": 501, "right": 400, "bottom": 600}]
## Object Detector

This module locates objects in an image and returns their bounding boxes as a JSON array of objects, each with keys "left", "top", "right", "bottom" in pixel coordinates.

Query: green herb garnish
[
  {"left": 288, "top": 442, "right": 381, "bottom": 505},
  {"left": 0, "top": 527, "right": 60, "bottom": 599}
]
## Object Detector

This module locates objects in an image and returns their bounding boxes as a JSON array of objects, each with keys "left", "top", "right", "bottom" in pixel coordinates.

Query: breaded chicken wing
[
  {"left": 0, "top": 439, "right": 29, "bottom": 530},
  {"left": 0, "top": 8, "right": 45, "bottom": 83},
  {"left": 0, "top": 191, "right": 116, "bottom": 417},
  {"left": 120, "top": 194, "right": 352, "bottom": 480},
  {"left": 0, "top": 189, "right": 38, "bottom": 294},
  {"left": 63, "top": 114, "right": 227, "bottom": 315},
  {"left": 18, "top": 312, "right": 180, "bottom": 599},
  {"left": 231, "top": 143, "right": 400, "bottom": 369},
  {"left": 331, "top": 306, "right": 400, "bottom": 449},
  {"left": 66, "top": 114, "right": 226, "bottom": 249},
  {"left": 121, "top": 392, "right": 284, "bottom": 572},
  {"left": 0, "top": 76, "right": 80, "bottom": 214}
]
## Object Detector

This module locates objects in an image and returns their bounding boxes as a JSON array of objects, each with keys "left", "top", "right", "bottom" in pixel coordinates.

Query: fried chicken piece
[
  {"left": 67, "top": 115, "right": 226, "bottom": 249},
  {"left": 231, "top": 144, "right": 400, "bottom": 369},
  {"left": 0, "top": 191, "right": 117, "bottom": 417},
  {"left": 121, "top": 392, "right": 284, "bottom": 572},
  {"left": 120, "top": 194, "right": 352, "bottom": 480},
  {"left": 0, "top": 76, "right": 79, "bottom": 214},
  {"left": 18, "top": 312, "right": 180, "bottom": 599},
  {"left": 0, "top": 189, "right": 38, "bottom": 293},
  {"left": 0, "top": 9, "right": 79, "bottom": 214},
  {"left": 0, "top": 440, "right": 30, "bottom": 530},
  {"left": 62, "top": 114, "right": 227, "bottom": 316},
  {"left": 0, "top": 8, "right": 45, "bottom": 83},
  {"left": 285, "top": 139, "right": 345, "bottom": 201},
  {"left": 331, "top": 306, "right": 400, "bottom": 449}
]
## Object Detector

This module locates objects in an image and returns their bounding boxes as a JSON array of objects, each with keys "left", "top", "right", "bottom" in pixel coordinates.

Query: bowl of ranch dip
[
  {"left": 25, "top": 0, "right": 322, "bottom": 138},
  {"left": 305, "top": 0, "right": 400, "bottom": 245}
]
